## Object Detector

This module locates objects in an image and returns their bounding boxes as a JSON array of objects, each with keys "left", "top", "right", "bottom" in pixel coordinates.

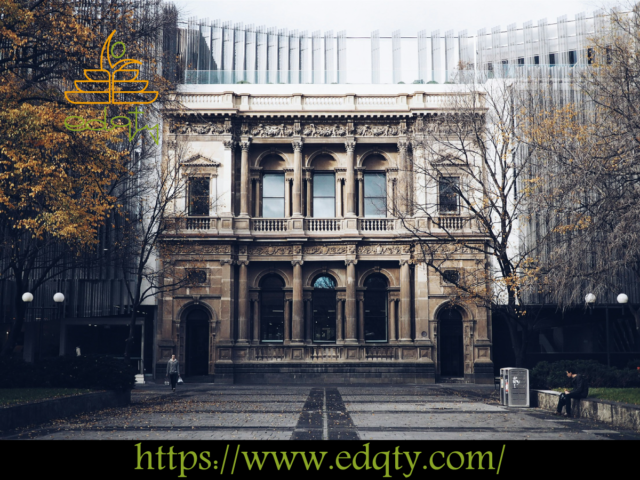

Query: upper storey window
[
  {"left": 188, "top": 177, "right": 210, "bottom": 216},
  {"left": 262, "top": 173, "right": 285, "bottom": 218},
  {"left": 364, "top": 172, "right": 387, "bottom": 218},
  {"left": 313, "top": 173, "right": 335, "bottom": 217},
  {"left": 439, "top": 177, "right": 460, "bottom": 214}
]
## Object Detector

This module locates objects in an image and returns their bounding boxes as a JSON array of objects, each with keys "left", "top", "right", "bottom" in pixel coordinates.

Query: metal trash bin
[{"left": 499, "top": 368, "right": 530, "bottom": 407}]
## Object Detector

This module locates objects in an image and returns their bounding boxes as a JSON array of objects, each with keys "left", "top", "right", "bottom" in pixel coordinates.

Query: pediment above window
[{"left": 180, "top": 155, "right": 220, "bottom": 175}]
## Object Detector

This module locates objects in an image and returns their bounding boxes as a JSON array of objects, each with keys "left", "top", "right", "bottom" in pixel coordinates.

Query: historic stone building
[{"left": 157, "top": 87, "right": 493, "bottom": 383}]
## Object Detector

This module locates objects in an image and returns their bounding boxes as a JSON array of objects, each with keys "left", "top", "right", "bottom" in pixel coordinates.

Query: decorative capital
[
  {"left": 292, "top": 141, "right": 303, "bottom": 152},
  {"left": 399, "top": 259, "right": 410, "bottom": 266},
  {"left": 397, "top": 139, "right": 409, "bottom": 152},
  {"left": 345, "top": 140, "right": 356, "bottom": 152},
  {"left": 223, "top": 139, "right": 236, "bottom": 150},
  {"left": 345, "top": 259, "right": 358, "bottom": 266},
  {"left": 219, "top": 258, "right": 233, "bottom": 265},
  {"left": 291, "top": 260, "right": 304, "bottom": 267},
  {"left": 237, "top": 260, "right": 250, "bottom": 267},
  {"left": 239, "top": 139, "right": 252, "bottom": 151}
]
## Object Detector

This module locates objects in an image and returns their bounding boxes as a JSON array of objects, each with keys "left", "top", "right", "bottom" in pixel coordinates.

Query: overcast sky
[{"left": 171, "top": 0, "right": 609, "bottom": 36}]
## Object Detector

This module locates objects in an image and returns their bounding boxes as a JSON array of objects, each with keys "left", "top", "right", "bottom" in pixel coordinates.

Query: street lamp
[
  {"left": 22, "top": 292, "right": 33, "bottom": 303},
  {"left": 585, "top": 293, "right": 596, "bottom": 305},
  {"left": 53, "top": 293, "right": 65, "bottom": 303}
]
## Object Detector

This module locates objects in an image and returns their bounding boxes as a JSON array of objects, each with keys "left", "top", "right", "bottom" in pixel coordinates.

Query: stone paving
[{"left": 2, "top": 383, "right": 639, "bottom": 440}]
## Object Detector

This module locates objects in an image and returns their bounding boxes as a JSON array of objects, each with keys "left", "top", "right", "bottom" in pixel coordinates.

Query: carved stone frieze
[
  {"left": 165, "top": 244, "right": 232, "bottom": 255},
  {"left": 357, "top": 244, "right": 411, "bottom": 255},
  {"left": 355, "top": 124, "right": 399, "bottom": 136},
  {"left": 303, "top": 123, "right": 346, "bottom": 137},
  {"left": 303, "top": 244, "right": 356, "bottom": 255},
  {"left": 170, "top": 120, "right": 232, "bottom": 135},
  {"left": 248, "top": 244, "right": 293, "bottom": 256},
  {"left": 251, "top": 123, "right": 294, "bottom": 137}
]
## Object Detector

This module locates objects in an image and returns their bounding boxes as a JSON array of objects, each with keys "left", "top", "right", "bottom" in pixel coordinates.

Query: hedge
[
  {"left": 0, "top": 355, "right": 137, "bottom": 391},
  {"left": 530, "top": 359, "right": 640, "bottom": 390}
]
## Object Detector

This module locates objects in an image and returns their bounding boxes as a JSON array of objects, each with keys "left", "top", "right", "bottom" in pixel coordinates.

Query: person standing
[
  {"left": 555, "top": 366, "right": 589, "bottom": 417},
  {"left": 166, "top": 354, "right": 180, "bottom": 392}
]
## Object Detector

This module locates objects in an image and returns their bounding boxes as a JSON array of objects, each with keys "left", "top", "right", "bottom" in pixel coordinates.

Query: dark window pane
[
  {"left": 314, "top": 197, "right": 335, "bottom": 218},
  {"left": 439, "top": 177, "right": 459, "bottom": 213},
  {"left": 312, "top": 275, "right": 336, "bottom": 342},
  {"left": 364, "top": 274, "right": 387, "bottom": 289},
  {"left": 189, "top": 177, "right": 209, "bottom": 216},
  {"left": 263, "top": 198, "right": 284, "bottom": 218},
  {"left": 261, "top": 275, "right": 284, "bottom": 343},
  {"left": 443, "top": 270, "right": 460, "bottom": 284},
  {"left": 314, "top": 174, "right": 335, "bottom": 196}
]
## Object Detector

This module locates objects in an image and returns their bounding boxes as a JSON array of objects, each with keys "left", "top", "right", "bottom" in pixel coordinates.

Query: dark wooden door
[
  {"left": 186, "top": 311, "right": 209, "bottom": 376},
  {"left": 440, "top": 309, "right": 464, "bottom": 377}
]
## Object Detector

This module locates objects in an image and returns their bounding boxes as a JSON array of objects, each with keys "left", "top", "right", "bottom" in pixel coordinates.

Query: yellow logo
[{"left": 65, "top": 30, "right": 158, "bottom": 105}]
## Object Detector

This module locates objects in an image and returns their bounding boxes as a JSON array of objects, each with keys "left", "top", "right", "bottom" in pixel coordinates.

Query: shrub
[
  {"left": 530, "top": 359, "right": 640, "bottom": 389},
  {"left": 0, "top": 355, "right": 136, "bottom": 391}
]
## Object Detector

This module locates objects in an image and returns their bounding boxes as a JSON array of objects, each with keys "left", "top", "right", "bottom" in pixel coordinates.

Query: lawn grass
[
  {"left": 0, "top": 388, "right": 94, "bottom": 407},
  {"left": 552, "top": 387, "right": 640, "bottom": 405}
]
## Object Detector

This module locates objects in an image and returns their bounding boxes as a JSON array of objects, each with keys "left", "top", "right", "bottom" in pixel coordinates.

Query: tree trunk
[
  {"left": 123, "top": 307, "right": 138, "bottom": 361},
  {"left": 1, "top": 295, "right": 27, "bottom": 358}
]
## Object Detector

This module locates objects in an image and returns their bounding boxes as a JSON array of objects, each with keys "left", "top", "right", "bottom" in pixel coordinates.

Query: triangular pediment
[{"left": 181, "top": 154, "right": 220, "bottom": 167}]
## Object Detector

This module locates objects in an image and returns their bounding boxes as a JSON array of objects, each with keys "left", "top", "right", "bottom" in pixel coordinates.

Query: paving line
[{"left": 322, "top": 388, "right": 329, "bottom": 440}]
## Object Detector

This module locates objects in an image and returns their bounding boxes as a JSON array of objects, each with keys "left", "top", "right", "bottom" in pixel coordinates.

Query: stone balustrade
[
  {"left": 170, "top": 216, "right": 478, "bottom": 236},
  {"left": 175, "top": 91, "right": 480, "bottom": 113},
  {"left": 228, "top": 345, "right": 431, "bottom": 363}
]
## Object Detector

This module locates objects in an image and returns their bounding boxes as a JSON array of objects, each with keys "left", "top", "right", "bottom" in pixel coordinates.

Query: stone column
[
  {"left": 358, "top": 295, "right": 365, "bottom": 342},
  {"left": 284, "top": 178, "right": 291, "bottom": 217},
  {"left": 397, "top": 139, "right": 409, "bottom": 216},
  {"left": 291, "top": 260, "right": 304, "bottom": 343},
  {"left": 345, "top": 140, "right": 356, "bottom": 216},
  {"left": 399, "top": 260, "right": 412, "bottom": 342},
  {"left": 237, "top": 260, "right": 250, "bottom": 344},
  {"left": 254, "top": 178, "right": 261, "bottom": 217},
  {"left": 304, "top": 297, "right": 313, "bottom": 343},
  {"left": 358, "top": 175, "right": 365, "bottom": 217},
  {"left": 306, "top": 176, "right": 313, "bottom": 217},
  {"left": 239, "top": 139, "right": 251, "bottom": 217},
  {"left": 292, "top": 141, "right": 303, "bottom": 217},
  {"left": 388, "top": 298, "right": 397, "bottom": 342},
  {"left": 219, "top": 258, "right": 234, "bottom": 342},
  {"left": 345, "top": 259, "right": 357, "bottom": 343},
  {"left": 284, "top": 298, "right": 291, "bottom": 344},
  {"left": 336, "top": 298, "right": 343, "bottom": 342},
  {"left": 252, "top": 296, "right": 260, "bottom": 344}
]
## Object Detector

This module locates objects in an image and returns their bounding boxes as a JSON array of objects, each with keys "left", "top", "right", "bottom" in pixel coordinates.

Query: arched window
[
  {"left": 312, "top": 275, "right": 337, "bottom": 342},
  {"left": 260, "top": 275, "right": 285, "bottom": 342},
  {"left": 364, "top": 274, "right": 388, "bottom": 342}
]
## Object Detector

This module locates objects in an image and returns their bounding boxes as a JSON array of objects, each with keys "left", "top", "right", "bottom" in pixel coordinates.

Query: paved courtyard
[{"left": 2, "top": 383, "right": 639, "bottom": 440}]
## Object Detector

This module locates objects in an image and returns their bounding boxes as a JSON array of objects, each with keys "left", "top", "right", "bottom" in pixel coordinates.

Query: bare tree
[
  {"left": 401, "top": 77, "right": 550, "bottom": 367},
  {"left": 525, "top": 4, "right": 640, "bottom": 330}
]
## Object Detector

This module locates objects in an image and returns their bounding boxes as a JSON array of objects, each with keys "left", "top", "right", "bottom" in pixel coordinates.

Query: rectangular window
[
  {"left": 313, "top": 173, "right": 335, "bottom": 217},
  {"left": 517, "top": 57, "right": 524, "bottom": 66},
  {"left": 262, "top": 173, "right": 285, "bottom": 218},
  {"left": 587, "top": 48, "right": 594, "bottom": 65},
  {"left": 188, "top": 177, "right": 210, "bottom": 216},
  {"left": 439, "top": 177, "right": 459, "bottom": 214},
  {"left": 568, "top": 50, "right": 577, "bottom": 66},
  {"left": 534, "top": 55, "right": 540, "bottom": 65},
  {"left": 364, "top": 172, "right": 387, "bottom": 218},
  {"left": 549, "top": 53, "right": 556, "bottom": 66}
]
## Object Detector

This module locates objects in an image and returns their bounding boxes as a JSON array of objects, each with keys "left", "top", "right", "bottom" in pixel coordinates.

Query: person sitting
[{"left": 555, "top": 366, "right": 589, "bottom": 417}]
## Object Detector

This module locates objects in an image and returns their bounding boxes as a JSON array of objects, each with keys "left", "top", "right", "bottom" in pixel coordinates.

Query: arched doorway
[
  {"left": 185, "top": 308, "right": 210, "bottom": 376},
  {"left": 364, "top": 274, "right": 388, "bottom": 342},
  {"left": 312, "top": 275, "right": 337, "bottom": 343},
  {"left": 439, "top": 307, "right": 464, "bottom": 377},
  {"left": 260, "top": 275, "right": 285, "bottom": 343}
]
